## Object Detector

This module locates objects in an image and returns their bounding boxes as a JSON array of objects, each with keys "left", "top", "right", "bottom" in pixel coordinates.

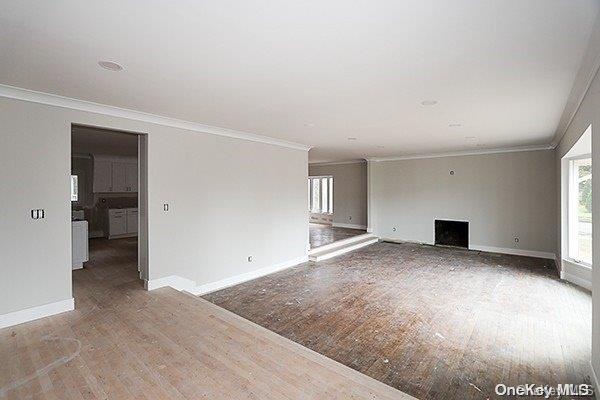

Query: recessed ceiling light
[
  {"left": 449, "top": 123, "right": 462, "bottom": 127},
  {"left": 421, "top": 100, "right": 438, "bottom": 106},
  {"left": 98, "top": 60, "right": 124, "bottom": 71},
  {"left": 347, "top": 137, "right": 357, "bottom": 141}
]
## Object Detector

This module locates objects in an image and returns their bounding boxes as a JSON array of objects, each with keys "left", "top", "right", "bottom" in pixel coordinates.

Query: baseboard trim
[
  {"left": 145, "top": 255, "right": 309, "bottom": 297},
  {"left": 591, "top": 361, "right": 599, "bottom": 394},
  {"left": 469, "top": 245, "right": 555, "bottom": 260},
  {"left": 0, "top": 298, "right": 74, "bottom": 329},
  {"left": 379, "top": 238, "right": 555, "bottom": 260},
  {"left": 190, "top": 255, "right": 309, "bottom": 296},
  {"left": 562, "top": 271, "right": 593, "bottom": 291},
  {"left": 145, "top": 275, "right": 197, "bottom": 292},
  {"left": 332, "top": 223, "right": 367, "bottom": 230}
]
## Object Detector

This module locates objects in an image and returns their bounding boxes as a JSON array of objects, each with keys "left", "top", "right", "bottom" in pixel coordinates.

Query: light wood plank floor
[
  {"left": 0, "top": 238, "right": 414, "bottom": 400},
  {"left": 204, "top": 241, "right": 595, "bottom": 400},
  {"left": 309, "top": 223, "right": 366, "bottom": 248}
]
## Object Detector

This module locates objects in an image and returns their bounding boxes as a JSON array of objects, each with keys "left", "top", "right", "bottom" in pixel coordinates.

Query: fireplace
[{"left": 434, "top": 220, "right": 468, "bottom": 248}]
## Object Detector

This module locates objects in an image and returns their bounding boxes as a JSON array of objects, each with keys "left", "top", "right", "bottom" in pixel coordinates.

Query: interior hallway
[
  {"left": 0, "top": 238, "right": 413, "bottom": 399},
  {"left": 309, "top": 223, "right": 367, "bottom": 248},
  {"left": 204, "top": 242, "right": 594, "bottom": 400}
]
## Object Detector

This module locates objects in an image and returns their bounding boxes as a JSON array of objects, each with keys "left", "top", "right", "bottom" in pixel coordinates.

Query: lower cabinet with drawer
[{"left": 108, "top": 208, "right": 138, "bottom": 239}]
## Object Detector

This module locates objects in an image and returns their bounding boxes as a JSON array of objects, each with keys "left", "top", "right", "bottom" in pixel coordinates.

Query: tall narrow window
[
  {"left": 321, "top": 178, "right": 329, "bottom": 213},
  {"left": 71, "top": 175, "right": 79, "bottom": 202},
  {"left": 568, "top": 157, "right": 592, "bottom": 265},
  {"left": 328, "top": 177, "right": 333, "bottom": 213},
  {"left": 311, "top": 178, "right": 321, "bottom": 213},
  {"left": 308, "top": 176, "right": 333, "bottom": 214}
]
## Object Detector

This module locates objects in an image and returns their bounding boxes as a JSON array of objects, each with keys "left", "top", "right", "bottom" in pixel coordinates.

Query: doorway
[{"left": 70, "top": 124, "right": 148, "bottom": 298}]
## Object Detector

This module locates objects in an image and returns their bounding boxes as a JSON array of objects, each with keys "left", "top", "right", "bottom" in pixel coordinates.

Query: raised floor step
[{"left": 309, "top": 234, "right": 379, "bottom": 262}]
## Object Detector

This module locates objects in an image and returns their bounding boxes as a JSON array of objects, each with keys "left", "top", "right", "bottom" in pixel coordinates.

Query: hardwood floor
[
  {"left": 0, "top": 238, "right": 413, "bottom": 399},
  {"left": 204, "top": 241, "right": 594, "bottom": 400},
  {"left": 309, "top": 223, "right": 366, "bottom": 248}
]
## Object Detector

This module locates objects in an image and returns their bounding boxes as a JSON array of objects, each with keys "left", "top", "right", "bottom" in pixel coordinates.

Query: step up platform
[{"left": 309, "top": 233, "right": 379, "bottom": 262}]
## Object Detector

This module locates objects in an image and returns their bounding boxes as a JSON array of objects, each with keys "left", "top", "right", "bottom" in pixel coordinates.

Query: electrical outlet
[
  {"left": 247, "top": 255, "right": 253, "bottom": 262},
  {"left": 514, "top": 236, "right": 519, "bottom": 244},
  {"left": 392, "top": 227, "right": 397, "bottom": 232},
  {"left": 31, "top": 209, "right": 45, "bottom": 219},
  {"left": 163, "top": 203, "right": 169, "bottom": 212},
  {"left": 349, "top": 216, "right": 352, "bottom": 221}
]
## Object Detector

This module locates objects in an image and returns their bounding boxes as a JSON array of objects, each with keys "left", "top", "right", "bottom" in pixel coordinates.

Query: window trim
[
  {"left": 566, "top": 154, "right": 592, "bottom": 267},
  {"left": 308, "top": 175, "right": 333, "bottom": 215}
]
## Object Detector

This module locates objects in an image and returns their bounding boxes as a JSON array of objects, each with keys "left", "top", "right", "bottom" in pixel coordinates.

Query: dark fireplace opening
[{"left": 435, "top": 220, "right": 469, "bottom": 248}]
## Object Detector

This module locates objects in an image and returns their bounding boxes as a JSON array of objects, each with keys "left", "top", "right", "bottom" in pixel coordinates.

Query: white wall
[
  {"left": 309, "top": 162, "right": 368, "bottom": 228},
  {"left": 369, "top": 150, "right": 557, "bottom": 256},
  {"left": 0, "top": 95, "right": 308, "bottom": 318},
  {"left": 555, "top": 66, "right": 600, "bottom": 388}
]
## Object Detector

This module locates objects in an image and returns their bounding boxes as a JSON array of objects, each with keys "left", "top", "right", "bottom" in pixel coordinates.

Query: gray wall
[
  {"left": 555, "top": 66, "right": 600, "bottom": 384},
  {"left": 369, "top": 150, "right": 557, "bottom": 254},
  {"left": 309, "top": 162, "right": 367, "bottom": 228},
  {"left": 0, "top": 96, "right": 308, "bottom": 316}
]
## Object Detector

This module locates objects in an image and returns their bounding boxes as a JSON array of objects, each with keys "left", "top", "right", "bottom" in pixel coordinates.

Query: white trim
[
  {"left": 562, "top": 271, "right": 592, "bottom": 291},
  {"left": 366, "top": 144, "right": 553, "bottom": 162},
  {"left": 0, "top": 298, "right": 74, "bottom": 329},
  {"left": 309, "top": 237, "right": 379, "bottom": 262},
  {"left": 469, "top": 244, "right": 555, "bottom": 260},
  {"left": 190, "top": 256, "right": 308, "bottom": 295},
  {"left": 591, "top": 361, "right": 599, "bottom": 394},
  {"left": 310, "top": 233, "right": 376, "bottom": 254},
  {"left": 552, "top": 16, "right": 600, "bottom": 147},
  {"left": 555, "top": 254, "right": 562, "bottom": 274},
  {"left": 309, "top": 160, "right": 367, "bottom": 166},
  {"left": 0, "top": 84, "right": 311, "bottom": 152},
  {"left": 144, "top": 256, "right": 309, "bottom": 296},
  {"left": 332, "top": 222, "right": 368, "bottom": 230},
  {"left": 380, "top": 237, "right": 428, "bottom": 246},
  {"left": 560, "top": 259, "right": 593, "bottom": 290},
  {"left": 379, "top": 238, "right": 556, "bottom": 260},
  {"left": 145, "top": 275, "right": 197, "bottom": 292}
]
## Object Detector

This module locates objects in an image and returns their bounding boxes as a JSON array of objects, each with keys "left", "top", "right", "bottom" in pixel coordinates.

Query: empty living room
[{"left": 1, "top": 1, "right": 600, "bottom": 399}]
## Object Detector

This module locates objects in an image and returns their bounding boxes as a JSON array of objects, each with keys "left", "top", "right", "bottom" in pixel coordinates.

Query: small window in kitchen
[{"left": 71, "top": 175, "right": 79, "bottom": 202}]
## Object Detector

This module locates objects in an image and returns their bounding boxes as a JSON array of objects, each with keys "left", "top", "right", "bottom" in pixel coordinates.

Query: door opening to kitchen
[{"left": 71, "top": 124, "right": 148, "bottom": 299}]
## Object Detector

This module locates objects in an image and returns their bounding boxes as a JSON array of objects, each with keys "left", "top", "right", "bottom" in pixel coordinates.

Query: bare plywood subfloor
[
  {"left": 0, "top": 238, "right": 413, "bottom": 400},
  {"left": 204, "top": 241, "right": 594, "bottom": 400}
]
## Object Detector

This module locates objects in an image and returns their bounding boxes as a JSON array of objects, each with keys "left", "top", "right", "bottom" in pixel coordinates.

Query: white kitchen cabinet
[
  {"left": 93, "top": 159, "right": 113, "bottom": 192},
  {"left": 93, "top": 157, "right": 138, "bottom": 193},
  {"left": 108, "top": 209, "right": 127, "bottom": 237},
  {"left": 125, "top": 163, "right": 138, "bottom": 192},
  {"left": 112, "top": 162, "right": 128, "bottom": 192},
  {"left": 108, "top": 208, "right": 138, "bottom": 238},
  {"left": 72, "top": 220, "right": 89, "bottom": 269},
  {"left": 126, "top": 208, "right": 138, "bottom": 234}
]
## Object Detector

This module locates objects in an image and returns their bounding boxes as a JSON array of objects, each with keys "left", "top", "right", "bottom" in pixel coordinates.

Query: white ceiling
[
  {"left": 1, "top": 1, "right": 599, "bottom": 163},
  {"left": 72, "top": 125, "right": 138, "bottom": 157}
]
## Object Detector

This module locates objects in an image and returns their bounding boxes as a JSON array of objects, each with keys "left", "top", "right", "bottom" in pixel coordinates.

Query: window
[
  {"left": 308, "top": 176, "right": 333, "bottom": 214},
  {"left": 568, "top": 157, "right": 592, "bottom": 265},
  {"left": 71, "top": 175, "right": 79, "bottom": 202}
]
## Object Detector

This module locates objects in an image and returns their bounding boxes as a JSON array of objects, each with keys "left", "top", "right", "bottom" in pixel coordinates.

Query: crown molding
[
  {"left": 551, "top": 15, "right": 600, "bottom": 148},
  {"left": 0, "top": 84, "right": 312, "bottom": 152},
  {"left": 309, "top": 159, "right": 366, "bottom": 166},
  {"left": 366, "top": 144, "right": 554, "bottom": 162}
]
